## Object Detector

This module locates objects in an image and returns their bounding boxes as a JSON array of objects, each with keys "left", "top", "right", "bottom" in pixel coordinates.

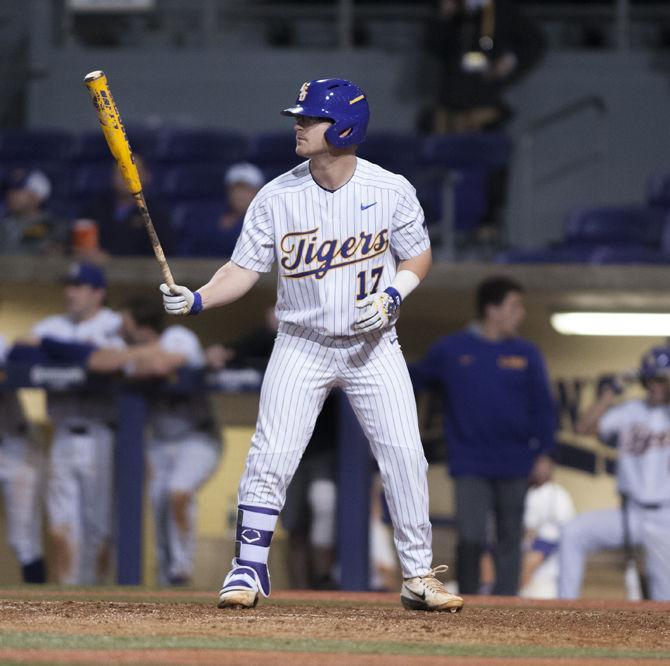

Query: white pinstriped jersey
[
  {"left": 32, "top": 308, "right": 124, "bottom": 425},
  {"left": 600, "top": 400, "right": 670, "bottom": 505},
  {"left": 231, "top": 158, "right": 430, "bottom": 337}
]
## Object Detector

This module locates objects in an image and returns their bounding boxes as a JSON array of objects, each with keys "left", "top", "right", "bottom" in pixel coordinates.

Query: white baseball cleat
[
  {"left": 217, "top": 564, "right": 260, "bottom": 609},
  {"left": 400, "top": 565, "right": 464, "bottom": 612}
]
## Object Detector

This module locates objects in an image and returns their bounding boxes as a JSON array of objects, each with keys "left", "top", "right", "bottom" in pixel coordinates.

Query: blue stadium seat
[
  {"left": 415, "top": 168, "right": 488, "bottom": 231},
  {"left": 156, "top": 164, "right": 227, "bottom": 200},
  {"left": 71, "top": 162, "right": 114, "bottom": 198},
  {"left": 563, "top": 206, "right": 667, "bottom": 247},
  {"left": 47, "top": 198, "right": 82, "bottom": 221},
  {"left": 646, "top": 172, "right": 670, "bottom": 208},
  {"left": 154, "top": 129, "right": 247, "bottom": 164},
  {"left": 0, "top": 129, "right": 73, "bottom": 162},
  {"left": 494, "top": 246, "right": 596, "bottom": 263},
  {"left": 357, "top": 133, "right": 420, "bottom": 177},
  {"left": 245, "top": 132, "right": 300, "bottom": 177},
  {"left": 73, "top": 126, "right": 157, "bottom": 163},
  {"left": 590, "top": 246, "right": 670, "bottom": 264},
  {"left": 171, "top": 200, "right": 237, "bottom": 257},
  {"left": 420, "top": 132, "right": 513, "bottom": 169}
]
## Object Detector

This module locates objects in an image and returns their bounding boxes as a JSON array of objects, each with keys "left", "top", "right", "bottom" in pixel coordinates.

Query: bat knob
[{"left": 84, "top": 70, "right": 105, "bottom": 83}]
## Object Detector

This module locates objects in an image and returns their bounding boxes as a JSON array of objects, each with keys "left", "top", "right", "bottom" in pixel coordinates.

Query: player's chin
[{"left": 295, "top": 141, "right": 310, "bottom": 158}]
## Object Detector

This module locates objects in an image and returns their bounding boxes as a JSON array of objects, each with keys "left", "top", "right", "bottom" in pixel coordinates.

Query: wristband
[
  {"left": 189, "top": 291, "right": 203, "bottom": 316},
  {"left": 390, "top": 269, "right": 421, "bottom": 301},
  {"left": 383, "top": 287, "right": 402, "bottom": 315}
]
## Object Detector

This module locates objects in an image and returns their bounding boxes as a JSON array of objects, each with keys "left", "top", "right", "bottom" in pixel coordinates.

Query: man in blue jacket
[{"left": 412, "top": 276, "right": 556, "bottom": 595}]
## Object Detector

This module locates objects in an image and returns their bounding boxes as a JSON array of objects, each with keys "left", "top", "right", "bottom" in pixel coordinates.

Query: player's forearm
[
  {"left": 87, "top": 348, "right": 134, "bottom": 373},
  {"left": 198, "top": 262, "right": 261, "bottom": 310},
  {"left": 389, "top": 248, "right": 431, "bottom": 303},
  {"left": 398, "top": 248, "right": 432, "bottom": 282},
  {"left": 574, "top": 392, "right": 616, "bottom": 435}
]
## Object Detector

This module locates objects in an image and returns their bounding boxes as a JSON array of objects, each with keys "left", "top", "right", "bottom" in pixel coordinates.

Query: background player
[
  {"left": 559, "top": 346, "right": 670, "bottom": 600},
  {"left": 31, "top": 262, "right": 124, "bottom": 585},
  {"left": 161, "top": 77, "right": 463, "bottom": 613},
  {"left": 119, "top": 296, "right": 221, "bottom": 586},
  {"left": 519, "top": 469, "right": 575, "bottom": 599},
  {"left": 0, "top": 335, "right": 47, "bottom": 583}
]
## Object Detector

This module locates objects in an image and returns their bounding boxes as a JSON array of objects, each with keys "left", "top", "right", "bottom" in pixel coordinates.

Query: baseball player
[
  {"left": 119, "top": 297, "right": 221, "bottom": 586},
  {"left": 558, "top": 346, "right": 670, "bottom": 600},
  {"left": 0, "top": 336, "right": 47, "bottom": 583},
  {"left": 520, "top": 477, "right": 575, "bottom": 599},
  {"left": 32, "top": 262, "right": 124, "bottom": 585},
  {"left": 161, "top": 78, "right": 463, "bottom": 612}
]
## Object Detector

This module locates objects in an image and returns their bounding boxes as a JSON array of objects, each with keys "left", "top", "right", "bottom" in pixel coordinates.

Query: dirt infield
[{"left": 0, "top": 588, "right": 668, "bottom": 665}]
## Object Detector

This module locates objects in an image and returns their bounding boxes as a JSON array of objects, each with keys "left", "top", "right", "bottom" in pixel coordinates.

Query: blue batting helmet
[
  {"left": 639, "top": 346, "right": 670, "bottom": 381},
  {"left": 281, "top": 78, "right": 370, "bottom": 148}
]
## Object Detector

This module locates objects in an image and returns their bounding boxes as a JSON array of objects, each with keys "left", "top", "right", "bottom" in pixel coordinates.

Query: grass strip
[{"left": 0, "top": 631, "right": 669, "bottom": 660}]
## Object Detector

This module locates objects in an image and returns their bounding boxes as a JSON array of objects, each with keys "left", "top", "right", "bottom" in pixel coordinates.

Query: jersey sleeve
[
  {"left": 390, "top": 182, "right": 431, "bottom": 261},
  {"left": 231, "top": 198, "right": 275, "bottom": 272},
  {"left": 160, "top": 327, "right": 205, "bottom": 368}
]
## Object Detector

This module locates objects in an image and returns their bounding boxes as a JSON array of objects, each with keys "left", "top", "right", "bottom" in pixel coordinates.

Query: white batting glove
[
  {"left": 160, "top": 283, "right": 203, "bottom": 316},
  {"left": 354, "top": 288, "right": 402, "bottom": 333}
]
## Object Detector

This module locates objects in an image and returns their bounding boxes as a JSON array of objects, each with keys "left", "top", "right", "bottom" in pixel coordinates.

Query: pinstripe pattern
[
  {"left": 238, "top": 325, "right": 432, "bottom": 578},
  {"left": 231, "top": 158, "right": 429, "bottom": 337},
  {"left": 232, "top": 157, "right": 433, "bottom": 580}
]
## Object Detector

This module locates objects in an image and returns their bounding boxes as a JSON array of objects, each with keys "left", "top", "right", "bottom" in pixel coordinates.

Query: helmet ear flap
[{"left": 325, "top": 121, "right": 354, "bottom": 147}]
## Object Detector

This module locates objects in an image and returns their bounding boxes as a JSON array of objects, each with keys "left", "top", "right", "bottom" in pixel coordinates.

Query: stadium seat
[
  {"left": 47, "top": 197, "right": 82, "bottom": 221},
  {"left": 589, "top": 246, "right": 670, "bottom": 264},
  {"left": 71, "top": 162, "right": 114, "bottom": 198},
  {"left": 563, "top": 206, "right": 667, "bottom": 247},
  {"left": 154, "top": 128, "right": 247, "bottom": 164},
  {"left": 171, "top": 200, "right": 235, "bottom": 257},
  {"left": 156, "top": 163, "right": 227, "bottom": 200},
  {"left": 415, "top": 168, "right": 489, "bottom": 231},
  {"left": 494, "top": 246, "right": 596, "bottom": 264},
  {"left": 0, "top": 129, "right": 74, "bottom": 162},
  {"left": 420, "top": 132, "right": 513, "bottom": 170},
  {"left": 73, "top": 126, "right": 157, "bottom": 163},
  {"left": 245, "top": 131, "right": 301, "bottom": 176},
  {"left": 646, "top": 172, "right": 670, "bottom": 208},
  {"left": 357, "top": 133, "right": 421, "bottom": 176}
]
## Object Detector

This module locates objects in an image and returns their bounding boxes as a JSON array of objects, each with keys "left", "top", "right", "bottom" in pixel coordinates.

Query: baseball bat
[{"left": 83, "top": 70, "right": 175, "bottom": 288}]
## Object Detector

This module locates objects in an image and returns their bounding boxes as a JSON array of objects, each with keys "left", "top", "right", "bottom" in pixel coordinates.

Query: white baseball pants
[
  {"left": 0, "top": 435, "right": 45, "bottom": 565},
  {"left": 147, "top": 433, "right": 221, "bottom": 584},
  {"left": 558, "top": 505, "right": 670, "bottom": 600},
  {"left": 237, "top": 325, "right": 432, "bottom": 578}
]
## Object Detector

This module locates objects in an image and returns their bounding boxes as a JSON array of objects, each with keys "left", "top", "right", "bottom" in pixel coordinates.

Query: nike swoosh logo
[
  {"left": 361, "top": 202, "right": 377, "bottom": 211},
  {"left": 390, "top": 337, "right": 398, "bottom": 345},
  {"left": 406, "top": 588, "right": 426, "bottom": 600}
]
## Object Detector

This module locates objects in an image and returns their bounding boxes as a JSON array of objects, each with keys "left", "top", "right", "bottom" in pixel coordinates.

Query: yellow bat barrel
[{"left": 83, "top": 70, "right": 142, "bottom": 195}]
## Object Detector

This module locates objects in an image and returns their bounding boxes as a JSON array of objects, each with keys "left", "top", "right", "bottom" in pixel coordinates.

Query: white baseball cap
[
  {"left": 7, "top": 168, "right": 52, "bottom": 202},
  {"left": 224, "top": 162, "right": 265, "bottom": 189}
]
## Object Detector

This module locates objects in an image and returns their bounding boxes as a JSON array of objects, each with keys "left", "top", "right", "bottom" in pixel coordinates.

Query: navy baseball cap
[{"left": 64, "top": 262, "right": 107, "bottom": 289}]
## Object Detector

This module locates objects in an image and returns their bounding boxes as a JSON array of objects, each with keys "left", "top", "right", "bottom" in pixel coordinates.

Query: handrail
[
  {"left": 518, "top": 95, "right": 608, "bottom": 247},
  {"left": 525, "top": 95, "right": 607, "bottom": 136}
]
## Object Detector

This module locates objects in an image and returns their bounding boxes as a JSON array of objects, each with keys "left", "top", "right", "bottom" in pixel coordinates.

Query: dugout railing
[{"left": 0, "top": 361, "right": 373, "bottom": 589}]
